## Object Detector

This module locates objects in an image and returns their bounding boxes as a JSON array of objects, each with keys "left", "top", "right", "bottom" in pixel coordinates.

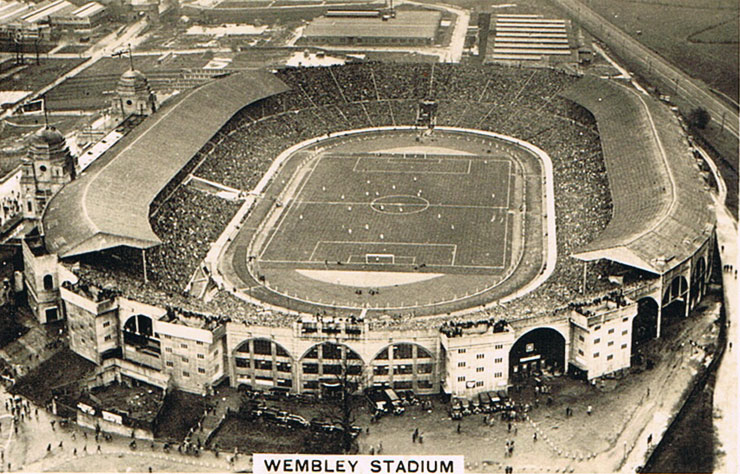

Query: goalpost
[{"left": 365, "top": 253, "right": 395, "bottom": 264}]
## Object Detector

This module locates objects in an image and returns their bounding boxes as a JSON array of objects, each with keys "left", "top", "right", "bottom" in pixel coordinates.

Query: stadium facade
[{"left": 23, "top": 64, "right": 715, "bottom": 398}]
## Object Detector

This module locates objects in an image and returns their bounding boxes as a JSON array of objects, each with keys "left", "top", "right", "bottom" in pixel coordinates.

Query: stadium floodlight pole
[
  {"left": 142, "top": 249, "right": 148, "bottom": 284},
  {"left": 581, "top": 261, "right": 588, "bottom": 294}
]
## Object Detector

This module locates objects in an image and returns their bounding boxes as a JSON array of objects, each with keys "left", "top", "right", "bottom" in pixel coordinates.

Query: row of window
[
  {"left": 457, "top": 372, "right": 503, "bottom": 382},
  {"left": 457, "top": 345, "right": 504, "bottom": 356},
  {"left": 457, "top": 357, "right": 503, "bottom": 368}
]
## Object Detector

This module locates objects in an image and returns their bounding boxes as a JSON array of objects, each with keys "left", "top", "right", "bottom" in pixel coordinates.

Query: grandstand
[{"left": 42, "top": 70, "right": 288, "bottom": 258}]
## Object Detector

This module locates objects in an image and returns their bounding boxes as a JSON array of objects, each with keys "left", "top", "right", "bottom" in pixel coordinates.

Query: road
[{"left": 551, "top": 0, "right": 739, "bottom": 140}]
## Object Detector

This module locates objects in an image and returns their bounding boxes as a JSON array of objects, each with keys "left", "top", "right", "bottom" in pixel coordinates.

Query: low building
[
  {"left": 51, "top": 2, "right": 107, "bottom": 31},
  {"left": 302, "top": 10, "right": 442, "bottom": 46}
]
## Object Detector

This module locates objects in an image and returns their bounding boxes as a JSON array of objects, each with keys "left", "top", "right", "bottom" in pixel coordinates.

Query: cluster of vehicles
[
  {"left": 450, "top": 390, "right": 510, "bottom": 420},
  {"left": 366, "top": 387, "right": 406, "bottom": 416}
]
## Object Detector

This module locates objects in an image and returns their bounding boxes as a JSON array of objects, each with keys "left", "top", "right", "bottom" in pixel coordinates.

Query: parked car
[
  {"left": 450, "top": 397, "right": 463, "bottom": 420},
  {"left": 460, "top": 398, "right": 471, "bottom": 416},
  {"left": 285, "top": 414, "right": 309, "bottom": 429},
  {"left": 479, "top": 392, "right": 492, "bottom": 413}
]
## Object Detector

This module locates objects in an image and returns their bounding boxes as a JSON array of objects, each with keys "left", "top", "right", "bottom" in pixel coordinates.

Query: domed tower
[
  {"left": 115, "top": 68, "right": 158, "bottom": 117},
  {"left": 21, "top": 126, "right": 76, "bottom": 218}
]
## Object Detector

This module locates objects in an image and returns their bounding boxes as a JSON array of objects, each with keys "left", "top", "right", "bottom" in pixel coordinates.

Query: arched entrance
[
  {"left": 632, "top": 297, "right": 659, "bottom": 348},
  {"left": 233, "top": 338, "right": 294, "bottom": 391},
  {"left": 509, "top": 328, "right": 565, "bottom": 381},
  {"left": 300, "top": 342, "right": 364, "bottom": 396}
]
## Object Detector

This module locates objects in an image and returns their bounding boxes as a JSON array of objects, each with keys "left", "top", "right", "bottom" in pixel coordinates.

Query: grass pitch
[{"left": 259, "top": 152, "right": 516, "bottom": 273}]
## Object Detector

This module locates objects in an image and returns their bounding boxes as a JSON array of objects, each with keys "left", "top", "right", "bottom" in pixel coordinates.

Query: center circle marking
[{"left": 370, "top": 195, "right": 430, "bottom": 215}]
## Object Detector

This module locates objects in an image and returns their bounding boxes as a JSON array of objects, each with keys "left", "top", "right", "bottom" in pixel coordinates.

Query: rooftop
[
  {"left": 42, "top": 70, "right": 288, "bottom": 258},
  {"left": 561, "top": 77, "right": 715, "bottom": 274},
  {"left": 303, "top": 10, "right": 442, "bottom": 40}
]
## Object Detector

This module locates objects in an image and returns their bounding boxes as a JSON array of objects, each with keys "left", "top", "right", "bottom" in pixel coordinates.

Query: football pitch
[{"left": 258, "top": 151, "right": 516, "bottom": 273}]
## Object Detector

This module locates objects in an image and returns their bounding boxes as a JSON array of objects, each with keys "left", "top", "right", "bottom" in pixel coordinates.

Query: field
[
  {"left": 585, "top": 0, "right": 738, "bottom": 103},
  {"left": 229, "top": 128, "right": 546, "bottom": 314},
  {"left": 259, "top": 153, "right": 515, "bottom": 272}
]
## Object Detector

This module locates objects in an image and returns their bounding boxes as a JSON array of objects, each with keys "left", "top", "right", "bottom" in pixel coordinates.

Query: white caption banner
[{"left": 254, "top": 455, "right": 465, "bottom": 474}]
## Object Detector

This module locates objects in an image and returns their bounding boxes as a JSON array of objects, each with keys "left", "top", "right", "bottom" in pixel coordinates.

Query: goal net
[{"left": 366, "top": 254, "right": 395, "bottom": 264}]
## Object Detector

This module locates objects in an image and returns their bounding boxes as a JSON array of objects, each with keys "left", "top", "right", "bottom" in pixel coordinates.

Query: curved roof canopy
[
  {"left": 561, "top": 77, "right": 715, "bottom": 274},
  {"left": 43, "top": 70, "right": 288, "bottom": 258}
]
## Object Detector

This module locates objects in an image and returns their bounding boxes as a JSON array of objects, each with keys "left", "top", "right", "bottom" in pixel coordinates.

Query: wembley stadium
[{"left": 38, "top": 62, "right": 716, "bottom": 396}]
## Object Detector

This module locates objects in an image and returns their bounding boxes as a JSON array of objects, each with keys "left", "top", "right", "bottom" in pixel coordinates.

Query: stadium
[{"left": 32, "top": 62, "right": 715, "bottom": 397}]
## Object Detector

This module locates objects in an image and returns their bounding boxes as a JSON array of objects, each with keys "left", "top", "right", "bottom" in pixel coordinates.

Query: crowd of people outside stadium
[{"left": 69, "top": 63, "right": 654, "bottom": 330}]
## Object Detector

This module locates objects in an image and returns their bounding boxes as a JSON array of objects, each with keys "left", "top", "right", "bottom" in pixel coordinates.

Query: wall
[{"left": 77, "top": 410, "right": 153, "bottom": 440}]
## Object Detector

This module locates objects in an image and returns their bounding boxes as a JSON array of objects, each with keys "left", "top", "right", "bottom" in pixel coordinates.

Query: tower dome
[
  {"left": 27, "top": 126, "right": 68, "bottom": 162},
  {"left": 116, "top": 68, "right": 157, "bottom": 116}
]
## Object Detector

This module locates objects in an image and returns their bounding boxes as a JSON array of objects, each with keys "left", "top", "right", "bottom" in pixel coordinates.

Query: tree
[
  {"left": 688, "top": 107, "right": 711, "bottom": 129},
  {"left": 308, "top": 364, "right": 362, "bottom": 454}
]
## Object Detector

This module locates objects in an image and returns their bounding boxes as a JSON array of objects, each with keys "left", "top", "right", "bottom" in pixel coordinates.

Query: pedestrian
[
  {"left": 378, "top": 442, "right": 383, "bottom": 454},
  {"left": 97, "top": 445, "right": 101, "bottom": 453},
  {"left": 533, "top": 432, "right": 537, "bottom": 442},
  {"left": 587, "top": 405, "right": 592, "bottom": 416},
  {"left": 50, "top": 420, "right": 55, "bottom": 430},
  {"left": 457, "top": 423, "right": 461, "bottom": 434},
  {"left": 83, "top": 445, "right": 87, "bottom": 453},
  {"left": 84, "top": 431, "right": 87, "bottom": 440},
  {"left": 730, "top": 342, "right": 733, "bottom": 351},
  {"left": 370, "top": 447, "right": 375, "bottom": 455},
  {"left": 73, "top": 448, "right": 77, "bottom": 456},
  {"left": 59, "top": 441, "right": 63, "bottom": 449},
  {"left": 508, "top": 422, "right": 512, "bottom": 432},
  {"left": 47, "top": 443, "right": 51, "bottom": 452},
  {"left": 72, "top": 432, "right": 76, "bottom": 441},
  {"left": 34, "top": 408, "right": 37, "bottom": 418},
  {"left": 418, "top": 434, "right": 423, "bottom": 444},
  {"left": 483, "top": 415, "right": 488, "bottom": 425},
  {"left": 647, "top": 434, "right": 652, "bottom": 445}
]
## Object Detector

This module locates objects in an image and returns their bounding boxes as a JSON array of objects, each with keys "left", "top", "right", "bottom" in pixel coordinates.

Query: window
[
  {"left": 104, "top": 335, "right": 111, "bottom": 342},
  {"left": 457, "top": 361, "right": 466, "bottom": 367},
  {"left": 166, "top": 361, "right": 174, "bottom": 367},
  {"left": 494, "top": 344, "right": 503, "bottom": 350},
  {"left": 622, "top": 330, "right": 628, "bottom": 335},
  {"left": 458, "top": 349, "right": 466, "bottom": 354},
  {"left": 43, "top": 274, "right": 54, "bottom": 291},
  {"left": 103, "top": 321, "right": 110, "bottom": 328},
  {"left": 164, "top": 335, "right": 171, "bottom": 339},
  {"left": 476, "top": 354, "right": 485, "bottom": 359},
  {"left": 181, "top": 356, "right": 188, "bottom": 363},
  {"left": 593, "top": 352, "right": 600, "bottom": 358},
  {"left": 623, "top": 317, "right": 629, "bottom": 322},
  {"left": 608, "top": 328, "right": 615, "bottom": 334},
  {"left": 621, "top": 343, "right": 628, "bottom": 349},
  {"left": 607, "top": 355, "right": 614, "bottom": 361},
  {"left": 196, "top": 341, "right": 204, "bottom": 346},
  {"left": 608, "top": 341, "right": 614, "bottom": 347},
  {"left": 494, "top": 372, "right": 502, "bottom": 378},
  {"left": 594, "top": 325, "right": 601, "bottom": 331},
  {"left": 578, "top": 349, "right": 584, "bottom": 356},
  {"left": 165, "top": 347, "right": 172, "bottom": 353},
  {"left": 197, "top": 354, "right": 205, "bottom": 359},
  {"left": 476, "top": 367, "right": 484, "bottom": 373},
  {"left": 181, "top": 343, "right": 188, "bottom": 349},
  {"left": 476, "top": 381, "right": 484, "bottom": 387},
  {"left": 198, "top": 368, "right": 206, "bottom": 374},
  {"left": 578, "top": 335, "right": 585, "bottom": 342},
  {"left": 182, "top": 371, "right": 190, "bottom": 377},
  {"left": 594, "top": 338, "right": 601, "bottom": 344},
  {"left": 494, "top": 357, "right": 503, "bottom": 364},
  {"left": 457, "top": 376, "right": 465, "bottom": 382}
]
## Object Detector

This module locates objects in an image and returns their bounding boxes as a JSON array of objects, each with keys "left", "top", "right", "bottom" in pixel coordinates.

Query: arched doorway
[
  {"left": 632, "top": 297, "right": 659, "bottom": 348},
  {"left": 509, "top": 327, "right": 565, "bottom": 381},
  {"left": 370, "top": 342, "right": 435, "bottom": 392},
  {"left": 300, "top": 342, "right": 364, "bottom": 396},
  {"left": 122, "top": 314, "right": 161, "bottom": 368},
  {"left": 233, "top": 338, "right": 294, "bottom": 391}
]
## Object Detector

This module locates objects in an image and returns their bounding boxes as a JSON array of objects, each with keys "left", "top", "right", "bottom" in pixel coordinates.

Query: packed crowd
[{"left": 74, "top": 62, "right": 660, "bottom": 330}]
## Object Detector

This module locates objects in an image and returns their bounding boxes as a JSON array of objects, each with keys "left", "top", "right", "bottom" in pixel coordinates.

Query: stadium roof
[
  {"left": 561, "top": 77, "right": 715, "bottom": 274},
  {"left": 42, "top": 70, "right": 288, "bottom": 258},
  {"left": 303, "top": 10, "right": 442, "bottom": 39}
]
